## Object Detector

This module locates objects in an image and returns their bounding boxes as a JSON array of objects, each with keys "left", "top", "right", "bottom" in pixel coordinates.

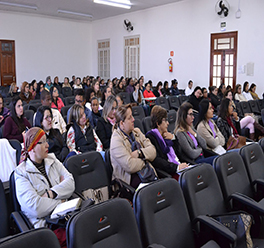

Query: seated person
[
  {"left": 50, "top": 86, "right": 64, "bottom": 112},
  {"left": 35, "top": 106, "right": 71, "bottom": 163},
  {"left": 116, "top": 93, "right": 124, "bottom": 107},
  {"left": 146, "top": 105, "right": 189, "bottom": 177},
  {"left": 196, "top": 99, "right": 225, "bottom": 151},
  {"left": 3, "top": 96, "right": 31, "bottom": 143},
  {"left": 243, "top": 81, "right": 254, "bottom": 101},
  {"left": 188, "top": 86, "right": 202, "bottom": 112},
  {"left": 208, "top": 86, "right": 221, "bottom": 111},
  {"left": 19, "top": 81, "right": 33, "bottom": 104},
  {"left": 0, "top": 94, "right": 10, "bottom": 128},
  {"left": 34, "top": 90, "right": 66, "bottom": 134},
  {"left": 67, "top": 104, "right": 103, "bottom": 154},
  {"left": 249, "top": 83, "right": 259, "bottom": 100},
  {"left": 153, "top": 81, "right": 163, "bottom": 97},
  {"left": 88, "top": 97, "right": 102, "bottom": 128},
  {"left": 110, "top": 104, "right": 157, "bottom": 188},
  {"left": 96, "top": 95, "right": 117, "bottom": 150},
  {"left": 216, "top": 98, "right": 241, "bottom": 147},
  {"left": 161, "top": 81, "right": 171, "bottom": 97},
  {"left": 35, "top": 81, "right": 44, "bottom": 100},
  {"left": 234, "top": 84, "right": 247, "bottom": 102},
  {"left": 7, "top": 82, "right": 19, "bottom": 98},
  {"left": 170, "top": 79, "right": 180, "bottom": 96},
  {"left": 174, "top": 102, "right": 217, "bottom": 165},
  {"left": 15, "top": 127, "right": 74, "bottom": 228},
  {"left": 67, "top": 89, "right": 90, "bottom": 123},
  {"left": 143, "top": 82, "right": 156, "bottom": 106}
]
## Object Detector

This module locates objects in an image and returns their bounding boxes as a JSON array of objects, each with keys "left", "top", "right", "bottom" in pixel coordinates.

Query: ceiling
[{"left": 0, "top": 0, "right": 184, "bottom": 21}]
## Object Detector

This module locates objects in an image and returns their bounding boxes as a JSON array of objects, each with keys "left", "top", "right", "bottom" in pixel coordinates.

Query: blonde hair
[
  {"left": 68, "top": 104, "right": 89, "bottom": 126},
  {"left": 114, "top": 104, "right": 132, "bottom": 129}
]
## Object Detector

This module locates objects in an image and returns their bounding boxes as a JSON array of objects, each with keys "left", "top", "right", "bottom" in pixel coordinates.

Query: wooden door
[
  {"left": 0, "top": 40, "right": 16, "bottom": 86},
  {"left": 209, "top": 32, "right": 237, "bottom": 89}
]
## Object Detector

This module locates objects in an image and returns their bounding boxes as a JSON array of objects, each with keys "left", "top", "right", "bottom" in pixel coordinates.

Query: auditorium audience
[
  {"left": 153, "top": 81, "right": 163, "bottom": 97},
  {"left": 67, "top": 89, "right": 90, "bottom": 123},
  {"left": 185, "top": 80, "right": 193, "bottom": 96},
  {"left": 15, "top": 127, "right": 74, "bottom": 237},
  {"left": 0, "top": 94, "right": 10, "bottom": 128},
  {"left": 88, "top": 97, "right": 102, "bottom": 128},
  {"left": 35, "top": 106, "right": 70, "bottom": 163},
  {"left": 101, "top": 86, "right": 113, "bottom": 107},
  {"left": 249, "top": 83, "right": 259, "bottom": 100},
  {"left": 50, "top": 86, "right": 64, "bottom": 112},
  {"left": 174, "top": 102, "right": 217, "bottom": 165},
  {"left": 217, "top": 83, "right": 226, "bottom": 100},
  {"left": 92, "top": 80, "right": 102, "bottom": 102},
  {"left": 188, "top": 86, "right": 202, "bottom": 112},
  {"left": 38, "top": 90, "right": 66, "bottom": 134},
  {"left": 146, "top": 105, "right": 188, "bottom": 177},
  {"left": 3, "top": 96, "right": 31, "bottom": 143},
  {"left": 29, "top": 80, "right": 37, "bottom": 99},
  {"left": 62, "top": 77, "right": 72, "bottom": 90},
  {"left": 208, "top": 86, "right": 221, "bottom": 111},
  {"left": 196, "top": 99, "right": 225, "bottom": 150},
  {"left": 234, "top": 84, "right": 247, "bottom": 102},
  {"left": 243, "top": 81, "right": 254, "bottom": 101},
  {"left": 126, "top": 78, "right": 134, "bottom": 94},
  {"left": 53, "top": 76, "right": 62, "bottom": 94},
  {"left": 114, "top": 79, "right": 125, "bottom": 95},
  {"left": 116, "top": 93, "right": 124, "bottom": 107},
  {"left": 19, "top": 81, "right": 33, "bottom": 103},
  {"left": 7, "top": 82, "right": 19, "bottom": 98},
  {"left": 216, "top": 98, "right": 242, "bottom": 146},
  {"left": 73, "top": 77, "right": 83, "bottom": 90},
  {"left": 67, "top": 104, "right": 102, "bottom": 154},
  {"left": 35, "top": 81, "right": 44, "bottom": 100},
  {"left": 170, "top": 79, "right": 180, "bottom": 96},
  {"left": 96, "top": 95, "right": 117, "bottom": 150},
  {"left": 110, "top": 104, "right": 157, "bottom": 188},
  {"left": 161, "top": 81, "right": 170, "bottom": 97},
  {"left": 138, "top": 76, "right": 145, "bottom": 93},
  {"left": 143, "top": 82, "right": 156, "bottom": 106},
  {"left": 45, "top": 76, "right": 53, "bottom": 91}
]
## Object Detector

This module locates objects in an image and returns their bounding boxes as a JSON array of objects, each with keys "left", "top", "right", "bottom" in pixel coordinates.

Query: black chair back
[
  {"left": 249, "top": 100, "right": 261, "bottom": 115},
  {"left": 168, "top": 96, "right": 180, "bottom": 110},
  {"left": 142, "top": 116, "right": 151, "bottom": 133},
  {"left": 24, "top": 109, "right": 34, "bottom": 126},
  {"left": 66, "top": 198, "right": 142, "bottom": 248},
  {"left": 119, "top": 92, "right": 131, "bottom": 104},
  {"left": 62, "top": 87, "right": 73, "bottom": 97},
  {"left": 64, "top": 96, "right": 75, "bottom": 106},
  {"left": 156, "top": 96, "right": 169, "bottom": 110},
  {"left": 134, "top": 119, "right": 144, "bottom": 134},
  {"left": 0, "top": 180, "right": 9, "bottom": 238},
  {"left": 167, "top": 109, "right": 177, "bottom": 133},
  {"left": 132, "top": 106, "right": 145, "bottom": 120}
]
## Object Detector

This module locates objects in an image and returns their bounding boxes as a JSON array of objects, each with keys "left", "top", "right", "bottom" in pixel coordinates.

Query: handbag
[
  {"left": 137, "top": 162, "right": 157, "bottom": 183},
  {"left": 226, "top": 135, "right": 246, "bottom": 150},
  {"left": 212, "top": 212, "right": 253, "bottom": 248},
  {"left": 82, "top": 186, "right": 109, "bottom": 204}
]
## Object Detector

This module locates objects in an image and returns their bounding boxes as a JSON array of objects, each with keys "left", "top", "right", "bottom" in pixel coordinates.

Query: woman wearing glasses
[
  {"left": 15, "top": 127, "right": 74, "bottom": 247},
  {"left": 96, "top": 95, "right": 118, "bottom": 150},
  {"left": 174, "top": 102, "right": 217, "bottom": 165},
  {"left": 19, "top": 81, "right": 33, "bottom": 104},
  {"left": 35, "top": 106, "right": 70, "bottom": 163},
  {"left": 67, "top": 104, "right": 103, "bottom": 154}
]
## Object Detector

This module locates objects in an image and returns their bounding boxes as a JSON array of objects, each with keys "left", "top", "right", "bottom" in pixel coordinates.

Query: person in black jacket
[
  {"left": 161, "top": 81, "right": 170, "bottom": 97},
  {"left": 35, "top": 106, "right": 70, "bottom": 162},
  {"left": 188, "top": 86, "right": 202, "bottom": 112},
  {"left": 67, "top": 104, "right": 103, "bottom": 154},
  {"left": 96, "top": 95, "right": 118, "bottom": 150},
  {"left": 208, "top": 86, "right": 221, "bottom": 112},
  {"left": 146, "top": 105, "right": 189, "bottom": 178}
]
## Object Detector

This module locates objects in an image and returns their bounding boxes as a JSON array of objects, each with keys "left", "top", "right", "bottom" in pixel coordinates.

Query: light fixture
[
  {"left": 93, "top": 0, "right": 131, "bottom": 9},
  {"left": 57, "top": 9, "right": 93, "bottom": 19},
  {"left": 0, "top": 1, "right": 38, "bottom": 10}
]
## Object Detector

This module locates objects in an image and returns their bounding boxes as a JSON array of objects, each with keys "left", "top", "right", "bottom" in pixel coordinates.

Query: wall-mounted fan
[
  {"left": 215, "top": 0, "right": 230, "bottom": 18},
  {"left": 124, "top": 19, "right": 133, "bottom": 32}
]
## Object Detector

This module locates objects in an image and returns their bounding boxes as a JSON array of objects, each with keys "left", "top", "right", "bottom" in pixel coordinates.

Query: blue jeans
[{"left": 195, "top": 155, "right": 218, "bottom": 166}]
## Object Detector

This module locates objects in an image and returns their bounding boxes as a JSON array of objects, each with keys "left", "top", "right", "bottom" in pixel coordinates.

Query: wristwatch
[
  {"left": 194, "top": 133, "right": 197, "bottom": 138},
  {"left": 137, "top": 149, "right": 142, "bottom": 158}
]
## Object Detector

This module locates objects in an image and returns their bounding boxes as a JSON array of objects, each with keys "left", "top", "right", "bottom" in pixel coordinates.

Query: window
[
  {"left": 98, "top": 40, "right": 110, "bottom": 79},
  {"left": 210, "top": 31, "right": 237, "bottom": 89},
  {"left": 124, "top": 36, "right": 140, "bottom": 79}
]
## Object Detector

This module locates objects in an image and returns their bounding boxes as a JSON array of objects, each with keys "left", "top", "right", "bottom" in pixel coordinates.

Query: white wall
[
  {"left": 91, "top": 0, "right": 264, "bottom": 96},
  {"left": 0, "top": 11, "right": 92, "bottom": 87}
]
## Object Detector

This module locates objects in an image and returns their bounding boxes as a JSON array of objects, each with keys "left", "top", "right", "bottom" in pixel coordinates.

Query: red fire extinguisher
[{"left": 168, "top": 58, "right": 173, "bottom": 72}]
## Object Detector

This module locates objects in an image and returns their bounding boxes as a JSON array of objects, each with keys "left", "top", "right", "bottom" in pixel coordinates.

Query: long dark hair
[
  {"left": 174, "top": 102, "right": 193, "bottom": 133},
  {"left": 243, "top": 81, "right": 249, "bottom": 92},
  {"left": 35, "top": 106, "right": 63, "bottom": 146},
  {"left": 195, "top": 99, "right": 210, "bottom": 128},
  {"left": 10, "top": 96, "right": 26, "bottom": 133},
  {"left": 218, "top": 98, "right": 231, "bottom": 119},
  {"left": 50, "top": 86, "right": 58, "bottom": 107}
]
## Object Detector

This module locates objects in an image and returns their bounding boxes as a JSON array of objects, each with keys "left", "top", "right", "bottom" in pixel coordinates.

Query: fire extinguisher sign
[{"left": 170, "top": 51, "right": 174, "bottom": 57}]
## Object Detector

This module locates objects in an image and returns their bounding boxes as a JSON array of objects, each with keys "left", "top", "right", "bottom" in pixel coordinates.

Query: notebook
[{"left": 50, "top": 198, "right": 82, "bottom": 219}]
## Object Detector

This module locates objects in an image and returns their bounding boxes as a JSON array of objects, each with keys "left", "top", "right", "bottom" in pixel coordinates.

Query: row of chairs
[{"left": 2, "top": 141, "right": 264, "bottom": 247}]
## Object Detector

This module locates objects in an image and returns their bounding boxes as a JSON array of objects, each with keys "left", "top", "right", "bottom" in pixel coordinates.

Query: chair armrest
[
  {"left": 10, "top": 211, "right": 33, "bottom": 232},
  {"left": 147, "top": 244, "right": 166, "bottom": 248},
  {"left": 111, "top": 178, "right": 135, "bottom": 202},
  {"left": 230, "top": 192, "right": 264, "bottom": 214},
  {"left": 194, "top": 215, "right": 237, "bottom": 244},
  {"left": 155, "top": 169, "right": 172, "bottom": 178}
]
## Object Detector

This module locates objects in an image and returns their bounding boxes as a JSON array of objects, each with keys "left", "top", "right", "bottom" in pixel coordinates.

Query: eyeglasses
[
  {"left": 187, "top": 113, "right": 194, "bottom": 117},
  {"left": 75, "top": 100, "right": 84, "bottom": 103},
  {"left": 44, "top": 115, "right": 52, "bottom": 121},
  {"left": 111, "top": 106, "right": 118, "bottom": 111},
  {"left": 37, "top": 140, "right": 47, "bottom": 145}
]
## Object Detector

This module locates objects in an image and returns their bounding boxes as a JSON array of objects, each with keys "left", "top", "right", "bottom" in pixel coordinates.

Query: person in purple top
[
  {"left": 125, "top": 78, "right": 134, "bottom": 94},
  {"left": 3, "top": 96, "right": 31, "bottom": 143}
]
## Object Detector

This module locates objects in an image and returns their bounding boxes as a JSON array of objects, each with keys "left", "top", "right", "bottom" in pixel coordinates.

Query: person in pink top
[{"left": 50, "top": 86, "right": 64, "bottom": 112}]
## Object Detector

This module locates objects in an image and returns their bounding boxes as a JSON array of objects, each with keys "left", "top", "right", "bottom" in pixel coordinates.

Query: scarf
[
  {"left": 147, "top": 129, "right": 179, "bottom": 165},
  {"left": 187, "top": 131, "right": 198, "bottom": 147},
  {"left": 208, "top": 120, "right": 216, "bottom": 138},
  {"left": 226, "top": 116, "right": 238, "bottom": 135},
  {"left": 107, "top": 117, "right": 116, "bottom": 126}
]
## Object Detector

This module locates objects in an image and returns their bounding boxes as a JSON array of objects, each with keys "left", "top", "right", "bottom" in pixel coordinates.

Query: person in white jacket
[{"left": 15, "top": 127, "right": 75, "bottom": 228}]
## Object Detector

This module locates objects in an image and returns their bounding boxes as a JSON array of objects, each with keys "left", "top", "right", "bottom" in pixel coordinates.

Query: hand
[
  {"left": 162, "top": 132, "right": 174, "bottom": 140},
  {"left": 232, "top": 112, "right": 239, "bottom": 120},
  {"left": 131, "top": 150, "right": 139, "bottom": 158},
  {"left": 22, "top": 131, "right": 26, "bottom": 140},
  {"left": 0, "top": 116, "right": 3, "bottom": 123},
  {"left": 178, "top": 163, "right": 189, "bottom": 171}
]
